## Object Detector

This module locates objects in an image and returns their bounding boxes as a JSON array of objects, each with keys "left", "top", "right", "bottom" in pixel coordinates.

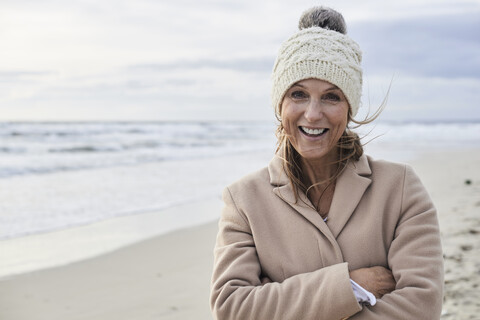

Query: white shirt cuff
[{"left": 350, "top": 279, "right": 377, "bottom": 306}]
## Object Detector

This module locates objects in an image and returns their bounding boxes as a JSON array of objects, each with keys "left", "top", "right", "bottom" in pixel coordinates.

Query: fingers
[
  {"left": 350, "top": 266, "right": 397, "bottom": 299},
  {"left": 370, "top": 266, "right": 396, "bottom": 298}
]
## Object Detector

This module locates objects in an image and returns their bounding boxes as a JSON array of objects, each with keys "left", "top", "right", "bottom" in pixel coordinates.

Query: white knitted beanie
[{"left": 271, "top": 7, "right": 363, "bottom": 117}]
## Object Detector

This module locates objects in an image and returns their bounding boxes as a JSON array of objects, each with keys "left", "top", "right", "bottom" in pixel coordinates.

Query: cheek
[
  {"left": 281, "top": 119, "right": 294, "bottom": 138},
  {"left": 280, "top": 103, "right": 294, "bottom": 134},
  {"left": 333, "top": 105, "right": 349, "bottom": 127},
  {"left": 282, "top": 107, "right": 303, "bottom": 145},
  {"left": 327, "top": 106, "right": 349, "bottom": 138}
]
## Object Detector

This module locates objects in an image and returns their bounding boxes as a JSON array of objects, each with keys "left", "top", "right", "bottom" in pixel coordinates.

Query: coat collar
[{"left": 268, "top": 154, "right": 372, "bottom": 241}]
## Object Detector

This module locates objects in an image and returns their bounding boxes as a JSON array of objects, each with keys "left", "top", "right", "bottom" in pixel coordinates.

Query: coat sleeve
[
  {"left": 350, "top": 165, "right": 444, "bottom": 319},
  {"left": 210, "top": 187, "right": 362, "bottom": 320}
]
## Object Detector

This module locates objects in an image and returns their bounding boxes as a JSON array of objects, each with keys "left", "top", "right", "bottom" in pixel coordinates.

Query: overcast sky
[{"left": 1, "top": 0, "right": 479, "bottom": 122}]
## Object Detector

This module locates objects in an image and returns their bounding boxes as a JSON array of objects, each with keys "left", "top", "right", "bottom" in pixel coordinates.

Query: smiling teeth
[{"left": 301, "top": 127, "right": 326, "bottom": 135}]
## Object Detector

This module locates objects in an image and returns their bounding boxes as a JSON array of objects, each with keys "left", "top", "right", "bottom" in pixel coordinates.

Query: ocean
[
  {"left": 0, "top": 120, "right": 479, "bottom": 278},
  {"left": 0, "top": 121, "right": 277, "bottom": 240},
  {"left": 1, "top": 120, "right": 479, "bottom": 240}
]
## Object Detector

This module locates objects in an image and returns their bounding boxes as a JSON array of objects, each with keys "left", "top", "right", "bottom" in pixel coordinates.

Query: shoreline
[
  {"left": 0, "top": 147, "right": 479, "bottom": 319},
  {"left": 0, "top": 199, "right": 223, "bottom": 280}
]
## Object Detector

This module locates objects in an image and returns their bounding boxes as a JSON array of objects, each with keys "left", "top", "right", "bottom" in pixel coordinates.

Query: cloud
[
  {"left": 359, "top": 75, "right": 480, "bottom": 122},
  {"left": 1, "top": 0, "right": 479, "bottom": 121},
  {"left": 350, "top": 11, "right": 480, "bottom": 79},
  {"left": 129, "top": 57, "right": 275, "bottom": 73},
  {"left": 0, "top": 71, "right": 54, "bottom": 82}
]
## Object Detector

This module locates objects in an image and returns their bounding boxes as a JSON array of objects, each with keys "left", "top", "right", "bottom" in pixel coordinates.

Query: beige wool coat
[{"left": 210, "top": 154, "right": 444, "bottom": 320}]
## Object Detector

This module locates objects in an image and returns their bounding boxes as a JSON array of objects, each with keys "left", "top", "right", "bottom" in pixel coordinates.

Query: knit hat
[{"left": 271, "top": 7, "right": 363, "bottom": 118}]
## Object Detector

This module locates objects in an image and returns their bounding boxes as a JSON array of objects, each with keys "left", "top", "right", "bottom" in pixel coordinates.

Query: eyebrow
[{"left": 292, "top": 83, "right": 340, "bottom": 91}]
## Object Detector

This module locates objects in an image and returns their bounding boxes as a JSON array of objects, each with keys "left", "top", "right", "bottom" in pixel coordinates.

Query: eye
[
  {"left": 322, "top": 92, "right": 341, "bottom": 102},
  {"left": 290, "top": 90, "right": 308, "bottom": 100}
]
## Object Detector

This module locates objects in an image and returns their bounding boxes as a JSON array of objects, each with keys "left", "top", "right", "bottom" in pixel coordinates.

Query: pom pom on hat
[
  {"left": 298, "top": 6, "right": 347, "bottom": 34},
  {"left": 271, "top": 6, "right": 363, "bottom": 118}
]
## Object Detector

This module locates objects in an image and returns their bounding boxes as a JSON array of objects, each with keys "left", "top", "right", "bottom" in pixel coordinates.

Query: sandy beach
[{"left": 1, "top": 148, "right": 479, "bottom": 319}]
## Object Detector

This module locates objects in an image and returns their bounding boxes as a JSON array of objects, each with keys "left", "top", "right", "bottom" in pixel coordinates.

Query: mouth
[{"left": 299, "top": 126, "right": 328, "bottom": 137}]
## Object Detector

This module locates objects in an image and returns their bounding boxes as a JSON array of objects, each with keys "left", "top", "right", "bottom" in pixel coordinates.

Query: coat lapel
[
  {"left": 273, "top": 184, "right": 332, "bottom": 236},
  {"left": 327, "top": 155, "right": 372, "bottom": 238},
  {"left": 268, "top": 156, "right": 344, "bottom": 262},
  {"left": 268, "top": 156, "right": 324, "bottom": 229},
  {"left": 268, "top": 154, "right": 372, "bottom": 241}
]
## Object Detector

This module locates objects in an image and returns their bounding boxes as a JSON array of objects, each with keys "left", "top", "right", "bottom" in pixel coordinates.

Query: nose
[{"left": 304, "top": 99, "right": 324, "bottom": 122}]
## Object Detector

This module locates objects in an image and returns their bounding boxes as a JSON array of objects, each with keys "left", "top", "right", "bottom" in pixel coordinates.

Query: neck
[{"left": 300, "top": 151, "right": 339, "bottom": 188}]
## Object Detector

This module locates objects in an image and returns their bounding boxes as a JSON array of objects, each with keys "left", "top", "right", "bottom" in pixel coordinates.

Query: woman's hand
[{"left": 349, "top": 266, "right": 396, "bottom": 298}]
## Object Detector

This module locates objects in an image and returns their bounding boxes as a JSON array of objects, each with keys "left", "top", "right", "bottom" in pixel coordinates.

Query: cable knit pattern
[{"left": 271, "top": 27, "right": 363, "bottom": 117}]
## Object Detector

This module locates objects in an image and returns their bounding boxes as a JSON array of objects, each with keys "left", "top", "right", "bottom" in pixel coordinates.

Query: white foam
[{"left": 0, "top": 150, "right": 274, "bottom": 239}]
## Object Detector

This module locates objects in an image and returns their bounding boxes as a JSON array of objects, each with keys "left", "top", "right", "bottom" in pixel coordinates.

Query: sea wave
[
  {"left": 0, "top": 120, "right": 479, "bottom": 240},
  {"left": 0, "top": 121, "right": 276, "bottom": 178}
]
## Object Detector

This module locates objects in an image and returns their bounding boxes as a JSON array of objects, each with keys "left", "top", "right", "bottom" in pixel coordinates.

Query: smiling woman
[
  {"left": 210, "top": 5, "right": 444, "bottom": 320},
  {"left": 280, "top": 79, "right": 351, "bottom": 219},
  {"left": 281, "top": 80, "right": 349, "bottom": 165}
]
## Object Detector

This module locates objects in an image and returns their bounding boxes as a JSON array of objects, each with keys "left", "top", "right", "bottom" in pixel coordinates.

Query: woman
[{"left": 210, "top": 6, "right": 443, "bottom": 320}]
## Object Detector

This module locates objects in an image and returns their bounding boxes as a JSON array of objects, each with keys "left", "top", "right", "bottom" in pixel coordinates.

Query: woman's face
[{"left": 281, "top": 78, "right": 349, "bottom": 163}]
